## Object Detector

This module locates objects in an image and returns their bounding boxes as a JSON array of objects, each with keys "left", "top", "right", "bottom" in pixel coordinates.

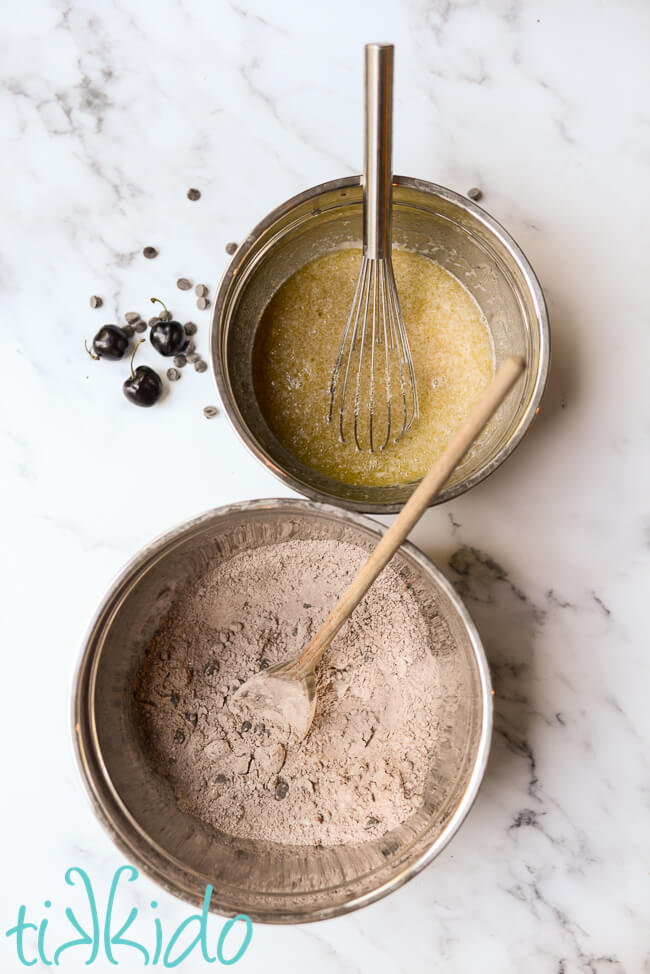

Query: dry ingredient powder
[{"left": 134, "top": 538, "right": 447, "bottom": 847}]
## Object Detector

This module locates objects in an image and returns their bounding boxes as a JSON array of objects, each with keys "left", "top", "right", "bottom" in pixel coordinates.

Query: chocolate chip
[
  {"left": 241, "top": 720, "right": 252, "bottom": 733},
  {"left": 195, "top": 283, "right": 208, "bottom": 297},
  {"left": 260, "top": 657, "right": 270, "bottom": 669},
  {"left": 89, "top": 295, "right": 102, "bottom": 308},
  {"left": 173, "top": 354, "right": 186, "bottom": 368},
  {"left": 467, "top": 187, "right": 482, "bottom": 201},
  {"left": 174, "top": 729, "right": 185, "bottom": 743},
  {"left": 122, "top": 324, "right": 135, "bottom": 337},
  {"left": 134, "top": 321, "right": 147, "bottom": 333},
  {"left": 254, "top": 723, "right": 265, "bottom": 735},
  {"left": 185, "top": 712, "right": 198, "bottom": 726},
  {"left": 125, "top": 311, "right": 141, "bottom": 324},
  {"left": 194, "top": 359, "right": 208, "bottom": 373},
  {"left": 149, "top": 316, "right": 161, "bottom": 326},
  {"left": 225, "top": 242, "right": 238, "bottom": 255},
  {"left": 215, "top": 773, "right": 227, "bottom": 784},
  {"left": 204, "top": 661, "right": 219, "bottom": 676},
  {"left": 187, "top": 188, "right": 201, "bottom": 201},
  {"left": 196, "top": 296, "right": 210, "bottom": 311},
  {"left": 365, "top": 816, "right": 380, "bottom": 829},
  {"left": 159, "top": 310, "right": 172, "bottom": 322},
  {"left": 177, "top": 277, "right": 192, "bottom": 291},
  {"left": 184, "top": 321, "right": 197, "bottom": 336},
  {"left": 203, "top": 405, "right": 218, "bottom": 418},
  {"left": 187, "top": 351, "right": 200, "bottom": 364},
  {"left": 167, "top": 367, "right": 181, "bottom": 381},
  {"left": 143, "top": 246, "right": 158, "bottom": 259},
  {"left": 170, "top": 692, "right": 179, "bottom": 707},
  {"left": 275, "top": 779, "right": 289, "bottom": 800}
]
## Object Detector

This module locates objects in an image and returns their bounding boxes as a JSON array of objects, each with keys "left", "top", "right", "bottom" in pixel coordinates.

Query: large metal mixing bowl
[
  {"left": 72, "top": 499, "right": 492, "bottom": 923},
  {"left": 210, "top": 176, "right": 549, "bottom": 512}
]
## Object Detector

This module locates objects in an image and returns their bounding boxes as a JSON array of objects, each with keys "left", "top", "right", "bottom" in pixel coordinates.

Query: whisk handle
[{"left": 364, "top": 43, "right": 394, "bottom": 260}]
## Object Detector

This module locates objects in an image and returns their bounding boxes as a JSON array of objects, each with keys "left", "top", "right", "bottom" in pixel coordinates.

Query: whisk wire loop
[{"left": 327, "top": 44, "right": 419, "bottom": 452}]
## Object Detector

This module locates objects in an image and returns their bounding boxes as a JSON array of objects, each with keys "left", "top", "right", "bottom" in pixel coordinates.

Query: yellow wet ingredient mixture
[{"left": 253, "top": 248, "right": 494, "bottom": 486}]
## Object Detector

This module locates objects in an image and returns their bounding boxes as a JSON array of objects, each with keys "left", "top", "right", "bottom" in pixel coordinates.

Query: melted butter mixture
[{"left": 253, "top": 248, "right": 494, "bottom": 486}]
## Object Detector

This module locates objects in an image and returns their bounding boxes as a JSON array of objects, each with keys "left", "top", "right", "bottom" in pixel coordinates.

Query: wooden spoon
[{"left": 232, "top": 356, "right": 525, "bottom": 740}]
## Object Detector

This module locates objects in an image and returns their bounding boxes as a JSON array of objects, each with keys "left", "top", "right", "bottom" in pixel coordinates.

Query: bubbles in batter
[{"left": 253, "top": 248, "right": 494, "bottom": 486}]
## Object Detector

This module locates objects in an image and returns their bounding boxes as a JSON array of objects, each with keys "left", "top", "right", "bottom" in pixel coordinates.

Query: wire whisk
[{"left": 328, "top": 43, "right": 419, "bottom": 452}]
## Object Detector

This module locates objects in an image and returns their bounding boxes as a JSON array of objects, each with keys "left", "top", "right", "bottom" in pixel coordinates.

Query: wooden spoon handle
[{"left": 297, "top": 355, "right": 525, "bottom": 672}]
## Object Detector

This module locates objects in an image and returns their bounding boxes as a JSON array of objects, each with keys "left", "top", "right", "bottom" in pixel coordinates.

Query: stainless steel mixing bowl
[
  {"left": 211, "top": 175, "right": 549, "bottom": 513},
  {"left": 73, "top": 499, "right": 492, "bottom": 924}
]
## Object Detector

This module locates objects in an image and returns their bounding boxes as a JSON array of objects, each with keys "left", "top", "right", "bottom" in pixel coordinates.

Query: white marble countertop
[{"left": 3, "top": 0, "right": 649, "bottom": 970}]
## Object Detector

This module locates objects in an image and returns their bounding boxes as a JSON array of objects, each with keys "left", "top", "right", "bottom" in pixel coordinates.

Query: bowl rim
[
  {"left": 210, "top": 174, "right": 550, "bottom": 514},
  {"left": 71, "top": 497, "right": 493, "bottom": 924}
]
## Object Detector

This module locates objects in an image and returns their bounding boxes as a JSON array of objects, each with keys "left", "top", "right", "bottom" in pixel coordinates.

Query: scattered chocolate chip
[
  {"left": 143, "top": 246, "right": 158, "bottom": 259},
  {"left": 303, "top": 602, "right": 312, "bottom": 609},
  {"left": 254, "top": 722, "right": 265, "bottom": 735},
  {"left": 260, "top": 657, "right": 270, "bottom": 668},
  {"left": 167, "top": 367, "right": 181, "bottom": 381},
  {"left": 174, "top": 729, "right": 185, "bottom": 743},
  {"left": 187, "top": 351, "right": 201, "bottom": 364},
  {"left": 89, "top": 295, "right": 102, "bottom": 309},
  {"left": 184, "top": 321, "right": 197, "bottom": 336},
  {"left": 467, "top": 187, "right": 482, "bottom": 201},
  {"left": 170, "top": 692, "right": 179, "bottom": 707},
  {"left": 225, "top": 242, "right": 238, "bottom": 255},
  {"left": 122, "top": 324, "right": 135, "bottom": 338},
  {"left": 195, "top": 283, "right": 208, "bottom": 297},
  {"left": 215, "top": 773, "right": 227, "bottom": 784},
  {"left": 203, "top": 405, "right": 218, "bottom": 418},
  {"left": 177, "top": 277, "right": 192, "bottom": 291},
  {"left": 185, "top": 712, "right": 198, "bottom": 726},
  {"left": 187, "top": 188, "right": 201, "bottom": 201},
  {"left": 173, "top": 354, "right": 187, "bottom": 368},
  {"left": 125, "top": 311, "right": 141, "bottom": 324},
  {"left": 365, "top": 816, "right": 380, "bottom": 829},
  {"left": 134, "top": 321, "right": 147, "bottom": 333},
  {"left": 159, "top": 309, "right": 172, "bottom": 322},
  {"left": 184, "top": 340, "right": 196, "bottom": 355},
  {"left": 241, "top": 720, "right": 252, "bottom": 733},
  {"left": 204, "top": 661, "right": 219, "bottom": 676},
  {"left": 275, "top": 779, "right": 289, "bottom": 800},
  {"left": 149, "top": 316, "right": 161, "bottom": 326},
  {"left": 194, "top": 359, "right": 208, "bottom": 373},
  {"left": 196, "top": 296, "right": 210, "bottom": 311}
]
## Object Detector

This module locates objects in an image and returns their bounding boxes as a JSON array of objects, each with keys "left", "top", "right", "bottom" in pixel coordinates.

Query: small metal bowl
[
  {"left": 211, "top": 176, "right": 549, "bottom": 513},
  {"left": 73, "top": 499, "right": 492, "bottom": 924}
]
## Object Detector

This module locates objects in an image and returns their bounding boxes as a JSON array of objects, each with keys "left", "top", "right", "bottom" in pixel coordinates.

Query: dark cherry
[
  {"left": 150, "top": 320, "right": 186, "bottom": 356},
  {"left": 149, "top": 297, "right": 186, "bottom": 356},
  {"left": 86, "top": 324, "right": 129, "bottom": 360},
  {"left": 122, "top": 340, "right": 163, "bottom": 407}
]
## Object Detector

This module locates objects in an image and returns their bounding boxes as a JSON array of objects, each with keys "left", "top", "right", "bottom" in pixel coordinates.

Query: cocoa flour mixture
[{"left": 134, "top": 538, "right": 448, "bottom": 846}]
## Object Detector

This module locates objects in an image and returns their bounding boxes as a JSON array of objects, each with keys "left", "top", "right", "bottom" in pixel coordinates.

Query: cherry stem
[
  {"left": 84, "top": 340, "right": 99, "bottom": 361},
  {"left": 130, "top": 338, "right": 145, "bottom": 378},
  {"left": 150, "top": 297, "right": 169, "bottom": 314}
]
